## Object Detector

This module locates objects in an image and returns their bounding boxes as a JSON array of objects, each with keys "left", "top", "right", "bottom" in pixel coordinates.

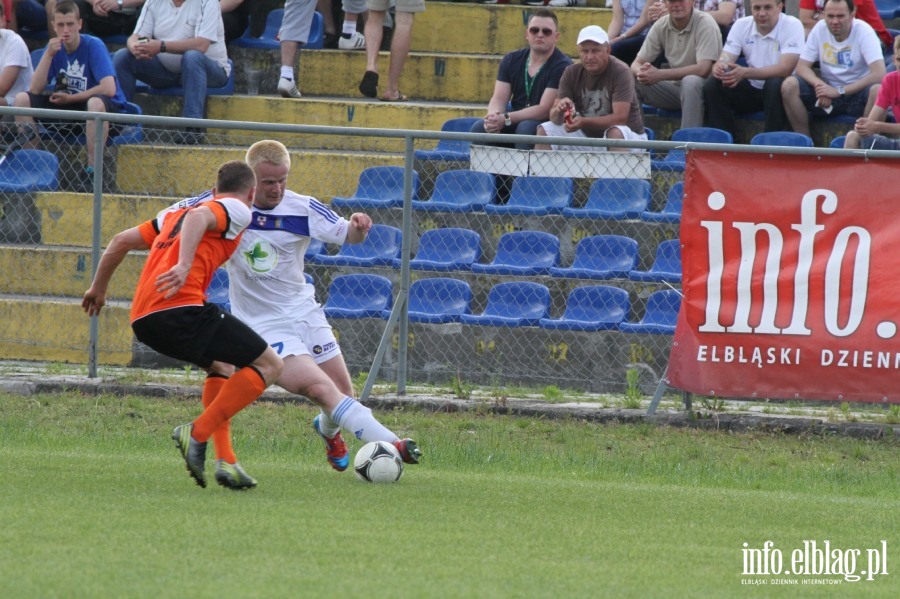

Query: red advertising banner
[{"left": 668, "top": 150, "right": 900, "bottom": 403}]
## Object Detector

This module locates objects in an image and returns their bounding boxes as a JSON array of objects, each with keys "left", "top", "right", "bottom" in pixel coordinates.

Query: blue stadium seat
[
  {"left": 641, "top": 181, "right": 683, "bottom": 224},
  {"left": 562, "top": 178, "right": 651, "bottom": 220},
  {"left": 549, "top": 235, "right": 639, "bottom": 280},
  {"left": 483, "top": 176, "right": 573, "bottom": 216},
  {"left": 644, "top": 127, "right": 655, "bottom": 140},
  {"left": 385, "top": 277, "right": 472, "bottom": 323},
  {"left": 538, "top": 285, "right": 631, "bottom": 331},
  {"left": 750, "top": 131, "right": 814, "bottom": 147},
  {"left": 460, "top": 282, "right": 551, "bottom": 327},
  {"left": 331, "top": 166, "right": 418, "bottom": 209},
  {"left": 401, "top": 227, "right": 481, "bottom": 271},
  {"left": 830, "top": 135, "right": 847, "bottom": 149},
  {"left": 411, "top": 169, "right": 495, "bottom": 212},
  {"left": 0, "top": 150, "right": 59, "bottom": 192},
  {"left": 38, "top": 101, "right": 145, "bottom": 146},
  {"left": 651, "top": 127, "right": 733, "bottom": 172},
  {"left": 874, "top": 0, "right": 900, "bottom": 20},
  {"left": 628, "top": 239, "right": 682, "bottom": 283},
  {"left": 619, "top": 289, "right": 682, "bottom": 335},
  {"left": 148, "top": 59, "right": 235, "bottom": 96},
  {"left": 471, "top": 230, "right": 560, "bottom": 276},
  {"left": 305, "top": 272, "right": 314, "bottom": 286},
  {"left": 414, "top": 117, "right": 481, "bottom": 162},
  {"left": 231, "top": 8, "right": 283, "bottom": 49},
  {"left": 323, "top": 274, "right": 393, "bottom": 319},
  {"left": 314, "top": 224, "right": 402, "bottom": 267},
  {"left": 207, "top": 268, "right": 231, "bottom": 312}
]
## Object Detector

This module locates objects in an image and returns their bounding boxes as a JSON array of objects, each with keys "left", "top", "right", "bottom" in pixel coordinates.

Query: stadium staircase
[{"left": 0, "top": 2, "right": 869, "bottom": 387}]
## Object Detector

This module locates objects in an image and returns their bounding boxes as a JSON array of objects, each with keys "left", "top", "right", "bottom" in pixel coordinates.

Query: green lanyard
[{"left": 524, "top": 55, "right": 545, "bottom": 108}]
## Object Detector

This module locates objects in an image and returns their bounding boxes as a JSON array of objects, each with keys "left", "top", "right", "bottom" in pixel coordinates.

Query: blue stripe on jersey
[
  {"left": 309, "top": 198, "right": 340, "bottom": 223},
  {"left": 180, "top": 189, "right": 214, "bottom": 209},
  {"left": 247, "top": 212, "right": 312, "bottom": 236}
]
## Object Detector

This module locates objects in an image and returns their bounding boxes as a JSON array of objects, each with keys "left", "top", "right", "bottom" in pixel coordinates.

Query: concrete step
[
  {"left": 206, "top": 96, "right": 482, "bottom": 151},
  {"left": 114, "top": 145, "right": 404, "bottom": 200},
  {"left": 37, "top": 193, "right": 173, "bottom": 247},
  {"left": 0, "top": 295, "right": 132, "bottom": 364}
]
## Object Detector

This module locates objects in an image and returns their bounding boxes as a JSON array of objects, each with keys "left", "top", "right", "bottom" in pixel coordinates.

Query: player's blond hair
[{"left": 246, "top": 140, "right": 291, "bottom": 170}]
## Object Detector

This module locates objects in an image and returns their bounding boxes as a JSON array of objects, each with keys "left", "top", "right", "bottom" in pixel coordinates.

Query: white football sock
[
  {"left": 342, "top": 20, "right": 357, "bottom": 36},
  {"left": 280, "top": 66, "right": 294, "bottom": 80},
  {"left": 330, "top": 397, "right": 399, "bottom": 443},
  {"left": 316, "top": 409, "right": 340, "bottom": 438}
]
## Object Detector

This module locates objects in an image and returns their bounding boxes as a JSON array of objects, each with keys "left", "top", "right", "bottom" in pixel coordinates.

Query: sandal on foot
[
  {"left": 379, "top": 92, "right": 408, "bottom": 102},
  {"left": 359, "top": 71, "right": 379, "bottom": 98}
]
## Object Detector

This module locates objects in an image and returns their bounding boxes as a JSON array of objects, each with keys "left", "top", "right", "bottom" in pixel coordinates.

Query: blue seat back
[
  {"left": 232, "top": 8, "right": 283, "bottom": 48},
  {"left": 413, "top": 227, "right": 481, "bottom": 265},
  {"left": 652, "top": 239, "right": 682, "bottom": 273},
  {"left": 584, "top": 178, "right": 651, "bottom": 216},
  {"left": 436, "top": 117, "right": 481, "bottom": 152},
  {"left": 561, "top": 285, "right": 630, "bottom": 324},
  {"left": 663, "top": 182, "right": 684, "bottom": 214},
  {"left": 354, "top": 166, "right": 416, "bottom": 202},
  {"left": 494, "top": 230, "right": 560, "bottom": 270},
  {"left": 482, "top": 282, "right": 551, "bottom": 321},
  {"left": 641, "top": 289, "right": 682, "bottom": 327},
  {"left": 830, "top": 135, "right": 847, "bottom": 149},
  {"left": 429, "top": 170, "right": 495, "bottom": 207},
  {"left": 571, "top": 235, "right": 639, "bottom": 273},
  {"left": 507, "top": 176, "right": 573, "bottom": 211},
  {"left": 207, "top": 268, "right": 231, "bottom": 311},
  {"left": 331, "top": 224, "right": 402, "bottom": 262},
  {"left": 324, "top": 274, "right": 393, "bottom": 314},
  {"left": 664, "top": 127, "right": 734, "bottom": 163},
  {"left": 305, "top": 238, "right": 325, "bottom": 261},
  {"left": 0, "top": 150, "right": 59, "bottom": 192},
  {"left": 408, "top": 278, "right": 472, "bottom": 318},
  {"left": 750, "top": 132, "right": 814, "bottom": 147}
]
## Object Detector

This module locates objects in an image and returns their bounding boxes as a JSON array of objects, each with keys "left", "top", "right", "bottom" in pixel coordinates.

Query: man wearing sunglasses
[
  {"left": 470, "top": 8, "right": 572, "bottom": 149},
  {"left": 631, "top": 0, "right": 722, "bottom": 129}
]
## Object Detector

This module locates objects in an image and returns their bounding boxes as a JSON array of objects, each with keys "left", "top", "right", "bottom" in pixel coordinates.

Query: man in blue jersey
[{"left": 13, "top": 0, "right": 128, "bottom": 191}]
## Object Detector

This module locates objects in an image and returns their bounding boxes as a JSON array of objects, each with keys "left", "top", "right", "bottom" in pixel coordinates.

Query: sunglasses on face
[{"left": 528, "top": 27, "right": 555, "bottom": 36}]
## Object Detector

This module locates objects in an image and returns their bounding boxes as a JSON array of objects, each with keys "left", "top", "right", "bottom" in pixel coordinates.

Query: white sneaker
[
  {"left": 277, "top": 77, "right": 301, "bottom": 99},
  {"left": 338, "top": 31, "right": 366, "bottom": 50},
  {"left": 548, "top": 0, "right": 585, "bottom": 5}
]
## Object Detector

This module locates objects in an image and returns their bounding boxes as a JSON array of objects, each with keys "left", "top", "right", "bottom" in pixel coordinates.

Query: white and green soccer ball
[{"left": 354, "top": 441, "right": 403, "bottom": 483}]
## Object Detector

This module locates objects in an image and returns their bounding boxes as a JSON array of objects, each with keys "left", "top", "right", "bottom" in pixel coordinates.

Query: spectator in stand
[
  {"left": 357, "top": 0, "right": 424, "bottom": 101},
  {"left": 844, "top": 36, "right": 900, "bottom": 148},
  {"left": 535, "top": 25, "right": 646, "bottom": 151},
  {"left": 14, "top": 0, "right": 127, "bottom": 190},
  {"left": 781, "top": 0, "right": 885, "bottom": 137},
  {"left": 275, "top": 0, "right": 316, "bottom": 98},
  {"left": 799, "top": 0, "right": 893, "bottom": 50},
  {"left": 0, "top": 2, "right": 34, "bottom": 106},
  {"left": 337, "top": 0, "right": 365, "bottom": 50},
  {"left": 219, "top": 0, "right": 248, "bottom": 44},
  {"left": 469, "top": 9, "right": 572, "bottom": 149},
  {"left": 703, "top": 0, "right": 804, "bottom": 135},
  {"left": 70, "top": 1, "right": 144, "bottom": 38},
  {"left": 11, "top": 0, "right": 49, "bottom": 34},
  {"left": 647, "top": 0, "right": 742, "bottom": 39},
  {"left": 632, "top": 0, "right": 721, "bottom": 129},
  {"left": 113, "top": 0, "right": 229, "bottom": 144},
  {"left": 608, "top": 0, "right": 652, "bottom": 67}
]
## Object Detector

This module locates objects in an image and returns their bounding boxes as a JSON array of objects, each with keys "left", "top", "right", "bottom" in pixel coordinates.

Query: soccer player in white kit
[{"left": 214, "top": 140, "right": 420, "bottom": 476}]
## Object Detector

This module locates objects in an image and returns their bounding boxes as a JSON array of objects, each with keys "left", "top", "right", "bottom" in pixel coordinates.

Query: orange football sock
[
  {"left": 193, "top": 367, "right": 266, "bottom": 442},
  {"left": 202, "top": 373, "right": 236, "bottom": 464}
]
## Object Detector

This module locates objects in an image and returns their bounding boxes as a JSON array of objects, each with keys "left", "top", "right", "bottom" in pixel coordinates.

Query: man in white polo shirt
[
  {"left": 781, "top": 0, "right": 885, "bottom": 137},
  {"left": 703, "top": 0, "right": 804, "bottom": 135}
]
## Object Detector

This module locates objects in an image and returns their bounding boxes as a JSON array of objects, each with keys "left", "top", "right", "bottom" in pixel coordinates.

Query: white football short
[{"left": 252, "top": 304, "right": 342, "bottom": 364}]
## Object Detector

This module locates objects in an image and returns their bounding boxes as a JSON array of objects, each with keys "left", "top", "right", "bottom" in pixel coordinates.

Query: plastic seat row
[
  {"left": 333, "top": 166, "right": 683, "bottom": 221},
  {"left": 319, "top": 275, "right": 681, "bottom": 333},
  {"left": 306, "top": 224, "right": 682, "bottom": 282}
]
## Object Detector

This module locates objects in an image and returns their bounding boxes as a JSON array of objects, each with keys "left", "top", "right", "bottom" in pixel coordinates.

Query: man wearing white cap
[
  {"left": 536, "top": 25, "right": 647, "bottom": 151},
  {"left": 631, "top": 0, "right": 722, "bottom": 129}
]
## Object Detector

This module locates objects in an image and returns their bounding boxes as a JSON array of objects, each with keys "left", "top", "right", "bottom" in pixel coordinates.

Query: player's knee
[{"left": 255, "top": 348, "right": 284, "bottom": 385}]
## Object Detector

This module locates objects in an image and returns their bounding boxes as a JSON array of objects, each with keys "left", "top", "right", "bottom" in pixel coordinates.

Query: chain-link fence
[{"left": 0, "top": 107, "right": 836, "bottom": 398}]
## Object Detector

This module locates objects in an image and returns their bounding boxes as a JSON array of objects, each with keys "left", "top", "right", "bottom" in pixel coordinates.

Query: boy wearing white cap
[{"left": 536, "top": 25, "right": 647, "bottom": 151}]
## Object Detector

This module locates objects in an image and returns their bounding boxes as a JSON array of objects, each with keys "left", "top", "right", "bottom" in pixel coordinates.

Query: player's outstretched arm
[{"left": 83, "top": 227, "right": 149, "bottom": 316}]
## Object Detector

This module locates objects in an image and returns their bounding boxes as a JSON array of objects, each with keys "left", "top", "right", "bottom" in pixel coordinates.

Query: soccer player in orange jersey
[{"left": 82, "top": 160, "right": 283, "bottom": 490}]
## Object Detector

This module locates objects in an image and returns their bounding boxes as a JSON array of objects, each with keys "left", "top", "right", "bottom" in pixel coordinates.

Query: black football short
[{"left": 131, "top": 303, "right": 268, "bottom": 369}]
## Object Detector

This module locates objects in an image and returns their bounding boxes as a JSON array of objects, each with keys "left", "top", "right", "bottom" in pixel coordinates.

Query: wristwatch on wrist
[
  {"left": 160, "top": 40, "right": 167, "bottom": 53},
  {"left": 837, "top": 86, "right": 845, "bottom": 96},
  {"left": 504, "top": 113, "right": 512, "bottom": 127}
]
